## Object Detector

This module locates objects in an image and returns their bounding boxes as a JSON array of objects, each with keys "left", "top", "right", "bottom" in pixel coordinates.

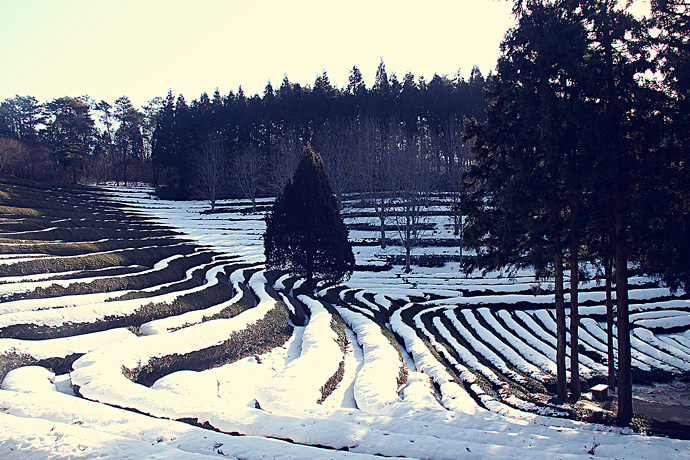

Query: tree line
[
  {"left": 0, "top": 94, "right": 159, "bottom": 184},
  {"left": 0, "top": 60, "right": 487, "bottom": 198},
  {"left": 150, "top": 61, "right": 487, "bottom": 204}
]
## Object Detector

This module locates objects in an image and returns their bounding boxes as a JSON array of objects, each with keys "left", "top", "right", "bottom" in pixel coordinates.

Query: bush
[
  {"left": 124, "top": 302, "right": 293, "bottom": 386},
  {"left": 264, "top": 145, "right": 354, "bottom": 288},
  {"left": 0, "top": 269, "right": 237, "bottom": 340},
  {"left": 0, "top": 243, "right": 199, "bottom": 278}
]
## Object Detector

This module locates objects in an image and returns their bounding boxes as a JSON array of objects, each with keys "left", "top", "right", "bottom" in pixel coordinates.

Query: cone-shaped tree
[{"left": 264, "top": 143, "right": 354, "bottom": 288}]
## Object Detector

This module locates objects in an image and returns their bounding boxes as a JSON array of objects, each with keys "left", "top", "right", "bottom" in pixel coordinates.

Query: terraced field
[{"left": 0, "top": 177, "right": 689, "bottom": 459}]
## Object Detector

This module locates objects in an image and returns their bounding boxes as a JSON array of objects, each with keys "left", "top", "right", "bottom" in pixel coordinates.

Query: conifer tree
[
  {"left": 467, "top": 0, "right": 652, "bottom": 420},
  {"left": 463, "top": 1, "right": 591, "bottom": 403},
  {"left": 264, "top": 143, "right": 354, "bottom": 289}
]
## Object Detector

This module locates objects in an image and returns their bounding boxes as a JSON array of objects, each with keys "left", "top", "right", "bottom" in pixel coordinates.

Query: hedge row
[
  {"left": 0, "top": 243, "right": 199, "bottom": 278},
  {"left": 123, "top": 301, "right": 294, "bottom": 387},
  {"left": 0, "top": 236, "right": 188, "bottom": 257},
  {"left": 0, "top": 223, "right": 179, "bottom": 243},
  {"left": 0, "top": 269, "right": 237, "bottom": 340},
  {"left": 2, "top": 252, "right": 223, "bottom": 302},
  {"left": 294, "top": 288, "right": 348, "bottom": 404},
  {"left": 263, "top": 271, "right": 309, "bottom": 326}
]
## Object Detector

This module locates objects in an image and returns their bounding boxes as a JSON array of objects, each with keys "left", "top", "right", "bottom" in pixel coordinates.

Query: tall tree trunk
[
  {"left": 379, "top": 207, "right": 387, "bottom": 249},
  {"left": 375, "top": 197, "right": 387, "bottom": 249},
  {"left": 555, "top": 250, "right": 567, "bottom": 402},
  {"left": 404, "top": 210, "right": 412, "bottom": 273},
  {"left": 152, "top": 163, "right": 159, "bottom": 187},
  {"left": 569, "top": 242, "right": 580, "bottom": 400},
  {"left": 605, "top": 255, "right": 616, "bottom": 389},
  {"left": 616, "top": 196, "right": 632, "bottom": 425},
  {"left": 458, "top": 221, "right": 464, "bottom": 266},
  {"left": 306, "top": 254, "right": 315, "bottom": 292}
]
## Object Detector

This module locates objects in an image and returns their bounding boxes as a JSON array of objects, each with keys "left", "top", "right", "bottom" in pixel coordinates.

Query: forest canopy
[{"left": 0, "top": 61, "right": 487, "bottom": 194}]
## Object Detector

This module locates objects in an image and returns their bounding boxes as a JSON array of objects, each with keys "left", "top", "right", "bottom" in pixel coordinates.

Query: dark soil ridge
[
  {"left": 5, "top": 265, "right": 149, "bottom": 283},
  {"left": 0, "top": 223, "right": 180, "bottom": 241},
  {"left": 432, "top": 308, "right": 555, "bottom": 411},
  {"left": 467, "top": 308, "right": 553, "bottom": 393},
  {"left": 263, "top": 271, "right": 309, "bottom": 326},
  {"left": 105, "top": 255, "right": 240, "bottom": 302}
]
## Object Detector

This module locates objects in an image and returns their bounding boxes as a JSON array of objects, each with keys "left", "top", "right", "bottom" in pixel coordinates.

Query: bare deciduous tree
[
  {"left": 0, "top": 137, "right": 24, "bottom": 174},
  {"left": 391, "top": 125, "right": 435, "bottom": 272},
  {"left": 269, "top": 130, "right": 302, "bottom": 196},
  {"left": 356, "top": 116, "right": 396, "bottom": 249},
  {"left": 434, "top": 116, "right": 473, "bottom": 263},
  {"left": 233, "top": 143, "right": 265, "bottom": 212},
  {"left": 313, "top": 117, "right": 357, "bottom": 212},
  {"left": 192, "top": 134, "right": 229, "bottom": 212},
  {"left": 0, "top": 136, "right": 51, "bottom": 180}
]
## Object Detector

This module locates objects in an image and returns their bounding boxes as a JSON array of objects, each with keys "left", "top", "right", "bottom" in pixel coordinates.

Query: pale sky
[
  {"left": 0, "top": 0, "right": 518, "bottom": 108},
  {"left": 0, "top": 0, "right": 650, "bottom": 109}
]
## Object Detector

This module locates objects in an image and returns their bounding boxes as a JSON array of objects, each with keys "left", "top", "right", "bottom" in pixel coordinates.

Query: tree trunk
[
  {"left": 375, "top": 196, "right": 387, "bottom": 249},
  {"left": 379, "top": 210, "right": 386, "bottom": 249},
  {"left": 152, "top": 163, "right": 159, "bottom": 187},
  {"left": 336, "top": 191, "right": 343, "bottom": 213},
  {"left": 458, "top": 221, "right": 464, "bottom": 266},
  {"left": 555, "top": 250, "right": 567, "bottom": 402},
  {"left": 305, "top": 254, "right": 315, "bottom": 292},
  {"left": 616, "top": 196, "right": 632, "bottom": 425},
  {"left": 404, "top": 210, "right": 412, "bottom": 273},
  {"left": 605, "top": 256, "right": 616, "bottom": 389},
  {"left": 569, "top": 242, "right": 580, "bottom": 400}
]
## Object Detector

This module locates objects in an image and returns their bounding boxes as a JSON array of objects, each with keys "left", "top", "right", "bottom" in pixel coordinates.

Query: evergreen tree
[
  {"left": 575, "top": 0, "right": 652, "bottom": 424},
  {"left": 43, "top": 96, "right": 95, "bottom": 183},
  {"left": 463, "top": 0, "right": 593, "bottom": 402},
  {"left": 264, "top": 144, "right": 354, "bottom": 289},
  {"left": 114, "top": 96, "right": 144, "bottom": 185},
  {"left": 347, "top": 65, "right": 366, "bottom": 97},
  {"left": 641, "top": 0, "right": 690, "bottom": 292},
  {"left": 0, "top": 95, "right": 43, "bottom": 142},
  {"left": 467, "top": 0, "right": 653, "bottom": 419},
  {"left": 151, "top": 90, "right": 176, "bottom": 188}
]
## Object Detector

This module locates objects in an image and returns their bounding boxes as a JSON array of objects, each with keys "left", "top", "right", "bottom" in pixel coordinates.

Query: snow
[
  {"left": 0, "top": 328, "right": 135, "bottom": 361},
  {"left": 256, "top": 295, "right": 343, "bottom": 416},
  {"left": 1, "top": 185, "right": 689, "bottom": 459},
  {"left": 0, "top": 253, "right": 228, "bottom": 328}
]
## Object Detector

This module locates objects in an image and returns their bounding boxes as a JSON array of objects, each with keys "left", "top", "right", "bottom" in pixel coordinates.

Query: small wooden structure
[{"left": 591, "top": 384, "right": 609, "bottom": 401}]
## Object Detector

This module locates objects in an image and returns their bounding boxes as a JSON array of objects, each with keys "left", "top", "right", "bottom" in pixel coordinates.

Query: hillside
[{"left": 0, "top": 177, "right": 689, "bottom": 459}]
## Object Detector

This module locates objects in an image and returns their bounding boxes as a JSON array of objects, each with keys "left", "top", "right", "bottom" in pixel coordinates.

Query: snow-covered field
[{"left": 1, "top": 184, "right": 689, "bottom": 459}]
